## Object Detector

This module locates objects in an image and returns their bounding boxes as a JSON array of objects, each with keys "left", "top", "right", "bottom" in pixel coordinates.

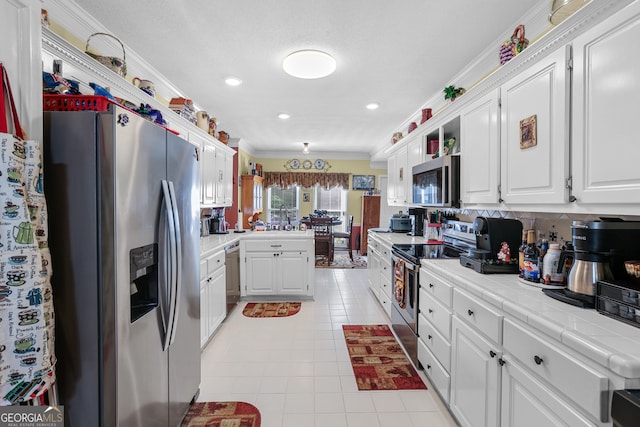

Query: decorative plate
[
  {"left": 290, "top": 159, "right": 300, "bottom": 169},
  {"left": 302, "top": 159, "right": 313, "bottom": 170},
  {"left": 314, "top": 159, "right": 326, "bottom": 170}
]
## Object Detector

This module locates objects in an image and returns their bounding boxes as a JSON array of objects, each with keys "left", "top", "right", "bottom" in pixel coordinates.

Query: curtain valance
[{"left": 263, "top": 172, "right": 350, "bottom": 189}]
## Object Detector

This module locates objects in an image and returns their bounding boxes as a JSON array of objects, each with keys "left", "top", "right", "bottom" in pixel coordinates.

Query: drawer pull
[
  {"left": 270, "top": 244, "right": 282, "bottom": 248},
  {"left": 534, "top": 355, "right": 544, "bottom": 365},
  {"left": 428, "top": 308, "right": 433, "bottom": 314},
  {"left": 489, "top": 350, "right": 496, "bottom": 358},
  {"left": 467, "top": 309, "right": 474, "bottom": 316},
  {"left": 498, "top": 358, "right": 505, "bottom": 366},
  {"left": 426, "top": 364, "right": 431, "bottom": 370},
  {"left": 428, "top": 335, "right": 432, "bottom": 340},
  {"left": 429, "top": 283, "right": 434, "bottom": 288}
]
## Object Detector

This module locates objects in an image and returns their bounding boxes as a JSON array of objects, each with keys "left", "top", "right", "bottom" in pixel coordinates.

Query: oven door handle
[{"left": 391, "top": 253, "right": 420, "bottom": 271}]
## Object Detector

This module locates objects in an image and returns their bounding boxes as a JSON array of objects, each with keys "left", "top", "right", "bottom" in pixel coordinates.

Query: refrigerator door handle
[
  {"left": 166, "top": 180, "right": 182, "bottom": 347},
  {"left": 162, "top": 180, "right": 178, "bottom": 351}
]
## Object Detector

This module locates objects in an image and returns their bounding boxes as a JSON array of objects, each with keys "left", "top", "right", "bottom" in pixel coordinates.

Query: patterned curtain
[{"left": 263, "top": 172, "right": 350, "bottom": 189}]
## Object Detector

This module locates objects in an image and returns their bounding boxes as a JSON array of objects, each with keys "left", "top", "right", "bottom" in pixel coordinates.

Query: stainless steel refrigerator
[{"left": 44, "top": 106, "right": 201, "bottom": 427}]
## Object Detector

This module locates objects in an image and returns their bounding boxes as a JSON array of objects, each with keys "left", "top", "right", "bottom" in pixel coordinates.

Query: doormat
[
  {"left": 242, "top": 302, "right": 301, "bottom": 318},
  {"left": 342, "top": 324, "right": 426, "bottom": 391},
  {"left": 315, "top": 253, "right": 367, "bottom": 269},
  {"left": 181, "top": 401, "right": 261, "bottom": 426}
]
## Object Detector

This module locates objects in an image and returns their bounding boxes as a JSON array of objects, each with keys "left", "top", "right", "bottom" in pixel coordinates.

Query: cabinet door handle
[
  {"left": 489, "top": 350, "right": 496, "bottom": 358},
  {"left": 467, "top": 309, "right": 474, "bottom": 316},
  {"left": 429, "top": 283, "right": 434, "bottom": 288},
  {"left": 498, "top": 358, "right": 505, "bottom": 366},
  {"left": 428, "top": 308, "right": 433, "bottom": 314},
  {"left": 534, "top": 355, "right": 544, "bottom": 365},
  {"left": 428, "top": 335, "right": 432, "bottom": 340},
  {"left": 426, "top": 364, "right": 431, "bottom": 370}
]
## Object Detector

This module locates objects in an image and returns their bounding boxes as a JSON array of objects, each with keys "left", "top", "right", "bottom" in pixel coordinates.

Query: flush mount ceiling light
[
  {"left": 225, "top": 77, "right": 243, "bottom": 86},
  {"left": 278, "top": 113, "right": 291, "bottom": 120},
  {"left": 302, "top": 142, "right": 310, "bottom": 154},
  {"left": 549, "top": 0, "right": 589, "bottom": 24},
  {"left": 366, "top": 103, "right": 379, "bottom": 110},
  {"left": 282, "top": 50, "right": 336, "bottom": 79}
]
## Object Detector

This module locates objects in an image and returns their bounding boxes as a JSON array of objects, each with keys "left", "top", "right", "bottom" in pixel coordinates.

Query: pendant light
[
  {"left": 549, "top": 0, "right": 589, "bottom": 25},
  {"left": 302, "top": 143, "right": 310, "bottom": 154}
]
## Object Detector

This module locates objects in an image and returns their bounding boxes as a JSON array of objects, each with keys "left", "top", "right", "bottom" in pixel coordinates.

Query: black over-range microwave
[{"left": 411, "top": 155, "right": 460, "bottom": 207}]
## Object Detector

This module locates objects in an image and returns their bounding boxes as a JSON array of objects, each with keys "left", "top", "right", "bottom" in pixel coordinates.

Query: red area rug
[
  {"left": 181, "top": 401, "right": 261, "bottom": 426},
  {"left": 342, "top": 324, "right": 426, "bottom": 391},
  {"left": 242, "top": 302, "right": 301, "bottom": 318}
]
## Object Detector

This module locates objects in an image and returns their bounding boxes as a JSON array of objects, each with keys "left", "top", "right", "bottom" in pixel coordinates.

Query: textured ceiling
[{"left": 76, "top": 0, "right": 541, "bottom": 158}]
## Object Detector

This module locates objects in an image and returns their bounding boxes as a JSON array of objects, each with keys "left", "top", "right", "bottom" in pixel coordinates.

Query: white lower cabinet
[
  {"left": 367, "top": 245, "right": 381, "bottom": 299},
  {"left": 241, "top": 238, "right": 314, "bottom": 297},
  {"left": 418, "top": 337, "right": 451, "bottom": 404},
  {"left": 503, "top": 318, "right": 609, "bottom": 423},
  {"left": 379, "top": 256, "right": 392, "bottom": 317},
  {"left": 200, "top": 249, "right": 226, "bottom": 348},
  {"left": 367, "top": 232, "right": 394, "bottom": 317},
  {"left": 501, "top": 355, "right": 596, "bottom": 427},
  {"left": 450, "top": 316, "right": 501, "bottom": 427}
]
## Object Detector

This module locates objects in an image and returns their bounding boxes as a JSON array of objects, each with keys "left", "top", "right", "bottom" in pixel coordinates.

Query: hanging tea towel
[{"left": 0, "top": 63, "right": 56, "bottom": 405}]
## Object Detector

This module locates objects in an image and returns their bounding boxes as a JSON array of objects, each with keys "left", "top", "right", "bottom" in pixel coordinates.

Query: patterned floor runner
[
  {"left": 342, "top": 324, "right": 427, "bottom": 391},
  {"left": 315, "top": 253, "right": 367, "bottom": 269},
  {"left": 181, "top": 401, "right": 261, "bottom": 427},
  {"left": 242, "top": 302, "right": 301, "bottom": 318}
]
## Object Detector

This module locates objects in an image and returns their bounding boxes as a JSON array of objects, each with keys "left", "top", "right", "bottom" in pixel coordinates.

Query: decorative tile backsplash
[{"left": 444, "top": 209, "right": 640, "bottom": 247}]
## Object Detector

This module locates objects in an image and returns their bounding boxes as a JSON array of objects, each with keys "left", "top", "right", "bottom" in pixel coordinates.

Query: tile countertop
[
  {"left": 369, "top": 230, "right": 428, "bottom": 245},
  {"left": 422, "top": 259, "right": 640, "bottom": 379},
  {"left": 200, "top": 230, "right": 314, "bottom": 253}
]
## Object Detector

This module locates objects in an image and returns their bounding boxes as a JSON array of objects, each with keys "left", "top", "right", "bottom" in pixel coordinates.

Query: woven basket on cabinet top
[{"left": 84, "top": 32, "right": 127, "bottom": 77}]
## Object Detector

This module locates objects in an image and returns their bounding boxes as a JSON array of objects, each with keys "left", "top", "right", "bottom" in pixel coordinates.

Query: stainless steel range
[{"left": 391, "top": 221, "right": 474, "bottom": 368}]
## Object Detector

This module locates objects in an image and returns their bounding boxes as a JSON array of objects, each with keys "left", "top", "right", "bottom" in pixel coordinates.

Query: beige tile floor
[{"left": 199, "top": 268, "right": 459, "bottom": 427}]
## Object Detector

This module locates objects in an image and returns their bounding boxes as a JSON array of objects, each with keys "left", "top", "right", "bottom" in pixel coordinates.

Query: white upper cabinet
[
  {"left": 460, "top": 89, "right": 501, "bottom": 205},
  {"left": 500, "top": 46, "right": 571, "bottom": 205},
  {"left": 387, "top": 144, "right": 408, "bottom": 206},
  {"left": 571, "top": 0, "right": 640, "bottom": 204}
]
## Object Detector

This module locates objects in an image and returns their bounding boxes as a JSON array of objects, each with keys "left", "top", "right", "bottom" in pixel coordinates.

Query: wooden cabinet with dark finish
[
  {"left": 241, "top": 175, "right": 263, "bottom": 229},
  {"left": 360, "top": 195, "right": 381, "bottom": 255}
]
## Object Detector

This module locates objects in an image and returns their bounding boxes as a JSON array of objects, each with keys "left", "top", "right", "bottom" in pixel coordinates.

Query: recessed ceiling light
[
  {"left": 366, "top": 103, "right": 379, "bottom": 110},
  {"left": 225, "top": 77, "right": 242, "bottom": 86},
  {"left": 282, "top": 50, "right": 336, "bottom": 79},
  {"left": 278, "top": 113, "right": 291, "bottom": 120}
]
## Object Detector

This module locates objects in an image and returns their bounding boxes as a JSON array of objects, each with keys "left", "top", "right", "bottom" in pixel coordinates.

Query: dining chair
[
  {"left": 311, "top": 216, "right": 334, "bottom": 264},
  {"left": 333, "top": 215, "right": 354, "bottom": 261}
]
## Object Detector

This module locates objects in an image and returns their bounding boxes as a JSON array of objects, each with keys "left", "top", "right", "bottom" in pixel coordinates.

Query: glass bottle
[
  {"left": 523, "top": 229, "right": 540, "bottom": 283},
  {"left": 518, "top": 229, "right": 527, "bottom": 278}
]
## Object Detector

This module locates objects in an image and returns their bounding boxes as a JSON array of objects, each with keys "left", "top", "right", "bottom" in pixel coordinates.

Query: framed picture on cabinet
[
  {"left": 519, "top": 114, "right": 537, "bottom": 149},
  {"left": 303, "top": 192, "right": 310, "bottom": 202},
  {"left": 352, "top": 175, "right": 375, "bottom": 191}
]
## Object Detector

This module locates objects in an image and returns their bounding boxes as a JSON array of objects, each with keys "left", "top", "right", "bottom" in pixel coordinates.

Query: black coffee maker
[
  {"left": 208, "top": 208, "right": 228, "bottom": 234},
  {"left": 459, "top": 217, "right": 522, "bottom": 274},
  {"left": 473, "top": 217, "right": 523, "bottom": 260},
  {"left": 545, "top": 219, "right": 640, "bottom": 307},
  {"left": 408, "top": 207, "right": 427, "bottom": 236}
]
